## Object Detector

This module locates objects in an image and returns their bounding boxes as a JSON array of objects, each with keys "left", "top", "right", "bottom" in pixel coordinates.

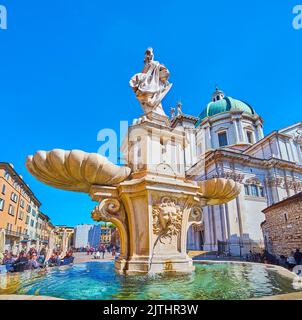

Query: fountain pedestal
[
  {"left": 90, "top": 118, "right": 204, "bottom": 274},
  {"left": 90, "top": 178, "right": 203, "bottom": 274}
]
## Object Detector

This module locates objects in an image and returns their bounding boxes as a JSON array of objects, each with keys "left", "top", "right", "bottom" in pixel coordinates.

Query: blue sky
[{"left": 0, "top": 0, "right": 301, "bottom": 226}]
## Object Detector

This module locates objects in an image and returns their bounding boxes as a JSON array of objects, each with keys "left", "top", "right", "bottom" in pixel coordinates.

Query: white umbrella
[
  {"left": 0, "top": 229, "right": 5, "bottom": 254},
  {"left": 45, "top": 230, "right": 55, "bottom": 262}
]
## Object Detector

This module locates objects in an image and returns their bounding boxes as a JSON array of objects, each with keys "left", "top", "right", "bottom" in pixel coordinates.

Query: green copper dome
[{"left": 196, "top": 96, "right": 255, "bottom": 126}]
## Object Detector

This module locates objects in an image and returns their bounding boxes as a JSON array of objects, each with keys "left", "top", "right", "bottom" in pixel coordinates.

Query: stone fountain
[{"left": 26, "top": 48, "right": 240, "bottom": 275}]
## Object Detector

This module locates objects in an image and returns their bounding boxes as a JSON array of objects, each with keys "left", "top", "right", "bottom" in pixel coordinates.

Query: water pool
[{"left": 0, "top": 261, "right": 298, "bottom": 300}]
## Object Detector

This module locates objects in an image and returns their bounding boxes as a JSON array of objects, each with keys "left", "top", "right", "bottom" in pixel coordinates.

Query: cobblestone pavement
[{"left": 73, "top": 251, "right": 115, "bottom": 264}]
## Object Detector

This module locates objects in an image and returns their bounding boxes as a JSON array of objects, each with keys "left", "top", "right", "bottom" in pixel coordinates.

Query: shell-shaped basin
[
  {"left": 26, "top": 149, "right": 131, "bottom": 193},
  {"left": 198, "top": 178, "right": 241, "bottom": 205}
]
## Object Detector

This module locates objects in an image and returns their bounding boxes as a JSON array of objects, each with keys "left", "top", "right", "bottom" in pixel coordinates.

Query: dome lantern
[{"left": 211, "top": 87, "right": 225, "bottom": 102}]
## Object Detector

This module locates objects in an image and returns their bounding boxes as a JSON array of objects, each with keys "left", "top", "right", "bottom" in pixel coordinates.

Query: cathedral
[{"left": 170, "top": 88, "right": 302, "bottom": 256}]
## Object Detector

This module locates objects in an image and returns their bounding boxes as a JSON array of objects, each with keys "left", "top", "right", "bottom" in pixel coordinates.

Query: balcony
[{"left": 5, "top": 229, "right": 23, "bottom": 238}]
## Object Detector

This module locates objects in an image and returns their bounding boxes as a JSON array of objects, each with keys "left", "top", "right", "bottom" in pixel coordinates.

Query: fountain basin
[{"left": 0, "top": 261, "right": 298, "bottom": 300}]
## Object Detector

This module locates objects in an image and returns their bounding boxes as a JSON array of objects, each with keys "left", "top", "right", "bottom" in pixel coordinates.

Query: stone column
[
  {"left": 236, "top": 119, "right": 244, "bottom": 142},
  {"left": 231, "top": 119, "right": 239, "bottom": 144},
  {"left": 62, "top": 230, "right": 68, "bottom": 254},
  {"left": 204, "top": 123, "right": 212, "bottom": 150},
  {"left": 12, "top": 240, "right": 17, "bottom": 255},
  {"left": 256, "top": 120, "right": 264, "bottom": 140}
]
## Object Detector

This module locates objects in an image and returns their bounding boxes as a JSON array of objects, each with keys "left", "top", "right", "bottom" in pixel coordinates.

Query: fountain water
[{"left": 26, "top": 49, "right": 241, "bottom": 275}]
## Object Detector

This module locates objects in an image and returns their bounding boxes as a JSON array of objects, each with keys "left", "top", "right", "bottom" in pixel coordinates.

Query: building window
[
  {"left": 30, "top": 219, "right": 34, "bottom": 227},
  {"left": 244, "top": 185, "right": 250, "bottom": 196},
  {"left": 26, "top": 204, "right": 32, "bottom": 213},
  {"left": 0, "top": 198, "right": 4, "bottom": 211},
  {"left": 26, "top": 215, "right": 30, "bottom": 225},
  {"left": 1, "top": 184, "right": 5, "bottom": 195},
  {"left": 18, "top": 210, "right": 24, "bottom": 220},
  {"left": 251, "top": 184, "right": 259, "bottom": 197},
  {"left": 8, "top": 204, "right": 15, "bottom": 216},
  {"left": 246, "top": 131, "right": 254, "bottom": 144},
  {"left": 218, "top": 132, "right": 228, "bottom": 147},
  {"left": 20, "top": 199, "right": 25, "bottom": 208},
  {"left": 4, "top": 171, "right": 10, "bottom": 181},
  {"left": 32, "top": 209, "right": 36, "bottom": 217},
  {"left": 259, "top": 186, "right": 265, "bottom": 197},
  {"left": 10, "top": 192, "right": 18, "bottom": 203}
]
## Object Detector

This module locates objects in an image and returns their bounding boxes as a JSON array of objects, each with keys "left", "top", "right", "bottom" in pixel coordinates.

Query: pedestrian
[
  {"left": 294, "top": 249, "right": 302, "bottom": 265},
  {"left": 287, "top": 251, "right": 297, "bottom": 270},
  {"left": 90, "top": 247, "right": 94, "bottom": 255},
  {"left": 28, "top": 253, "right": 41, "bottom": 270},
  {"left": 112, "top": 246, "right": 116, "bottom": 257},
  {"left": 279, "top": 255, "right": 287, "bottom": 268},
  {"left": 100, "top": 244, "right": 105, "bottom": 259},
  {"left": 13, "top": 251, "right": 28, "bottom": 272},
  {"left": 107, "top": 245, "right": 111, "bottom": 254},
  {"left": 94, "top": 251, "right": 101, "bottom": 259}
]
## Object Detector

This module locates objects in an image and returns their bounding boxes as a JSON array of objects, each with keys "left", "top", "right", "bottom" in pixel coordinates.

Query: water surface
[{"left": 0, "top": 261, "right": 297, "bottom": 300}]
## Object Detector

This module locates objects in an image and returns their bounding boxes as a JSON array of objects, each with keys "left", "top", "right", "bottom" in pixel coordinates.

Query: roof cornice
[{"left": 187, "top": 149, "right": 302, "bottom": 177}]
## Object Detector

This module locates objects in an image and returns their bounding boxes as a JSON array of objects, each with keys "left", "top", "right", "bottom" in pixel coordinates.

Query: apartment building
[{"left": 0, "top": 162, "right": 41, "bottom": 253}]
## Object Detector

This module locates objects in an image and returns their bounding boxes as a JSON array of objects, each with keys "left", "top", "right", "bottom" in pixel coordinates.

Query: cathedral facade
[{"left": 171, "top": 88, "right": 302, "bottom": 256}]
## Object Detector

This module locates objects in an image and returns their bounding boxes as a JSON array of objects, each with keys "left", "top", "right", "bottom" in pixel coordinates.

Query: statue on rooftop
[{"left": 130, "top": 48, "right": 172, "bottom": 115}]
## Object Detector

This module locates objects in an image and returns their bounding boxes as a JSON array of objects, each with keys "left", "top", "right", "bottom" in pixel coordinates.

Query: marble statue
[{"left": 130, "top": 48, "right": 172, "bottom": 115}]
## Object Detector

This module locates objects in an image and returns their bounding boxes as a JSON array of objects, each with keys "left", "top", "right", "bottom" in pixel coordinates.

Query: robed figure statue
[{"left": 130, "top": 48, "right": 172, "bottom": 115}]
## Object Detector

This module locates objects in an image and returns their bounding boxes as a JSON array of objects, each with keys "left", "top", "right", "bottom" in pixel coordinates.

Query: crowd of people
[
  {"left": 0, "top": 247, "right": 74, "bottom": 273},
  {"left": 74, "top": 243, "right": 119, "bottom": 259},
  {"left": 0, "top": 242, "right": 119, "bottom": 274},
  {"left": 246, "top": 248, "right": 302, "bottom": 271},
  {"left": 92, "top": 244, "right": 117, "bottom": 259}
]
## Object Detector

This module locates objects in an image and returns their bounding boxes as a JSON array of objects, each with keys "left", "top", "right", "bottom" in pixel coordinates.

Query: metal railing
[
  {"left": 4, "top": 229, "right": 23, "bottom": 237},
  {"left": 4, "top": 229, "right": 30, "bottom": 240}
]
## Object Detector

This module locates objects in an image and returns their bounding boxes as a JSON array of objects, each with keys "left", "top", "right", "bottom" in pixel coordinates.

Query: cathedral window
[
  {"left": 251, "top": 184, "right": 259, "bottom": 197},
  {"left": 244, "top": 185, "right": 250, "bottom": 195},
  {"left": 218, "top": 132, "right": 228, "bottom": 147},
  {"left": 246, "top": 131, "right": 254, "bottom": 144}
]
